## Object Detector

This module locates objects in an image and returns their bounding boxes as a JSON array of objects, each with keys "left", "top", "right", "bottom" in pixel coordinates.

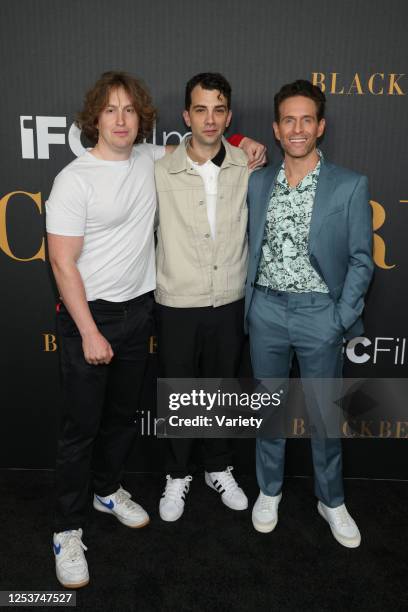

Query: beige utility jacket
[{"left": 155, "top": 137, "right": 249, "bottom": 308}]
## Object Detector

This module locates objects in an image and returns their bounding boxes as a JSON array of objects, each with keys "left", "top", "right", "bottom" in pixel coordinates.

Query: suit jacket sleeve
[{"left": 336, "top": 175, "right": 374, "bottom": 331}]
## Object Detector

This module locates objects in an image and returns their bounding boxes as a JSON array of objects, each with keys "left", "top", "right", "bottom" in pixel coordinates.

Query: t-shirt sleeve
[
  {"left": 136, "top": 143, "right": 166, "bottom": 162},
  {"left": 45, "top": 170, "right": 88, "bottom": 236},
  {"left": 152, "top": 144, "right": 166, "bottom": 162}
]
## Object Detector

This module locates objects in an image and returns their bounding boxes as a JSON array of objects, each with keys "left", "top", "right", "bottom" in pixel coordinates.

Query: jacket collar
[
  {"left": 263, "top": 153, "right": 335, "bottom": 203},
  {"left": 168, "top": 135, "right": 247, "bottom": 174},
  {"left": 255, "top": 154, "right": 336, "bottom": 256}
]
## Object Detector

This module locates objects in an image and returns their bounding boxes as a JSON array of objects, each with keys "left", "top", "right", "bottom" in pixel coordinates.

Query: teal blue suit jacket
[{"left": 245, "top": 158, "right": 374, "bottom": 339}]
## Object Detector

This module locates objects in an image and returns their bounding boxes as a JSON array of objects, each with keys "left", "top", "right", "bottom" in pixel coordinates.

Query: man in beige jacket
[{"left": 155, "top": 73, "right": 252, "bottom": 522}]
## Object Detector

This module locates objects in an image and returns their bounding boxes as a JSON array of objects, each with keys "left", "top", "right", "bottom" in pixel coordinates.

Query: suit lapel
[{"left": 308, "top": 160, "right": 336, "bottom": 256}]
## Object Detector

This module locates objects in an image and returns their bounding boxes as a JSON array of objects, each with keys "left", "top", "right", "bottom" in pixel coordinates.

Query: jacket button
[
  {"left": 214, "top": 265, "right": 218, "bottom": 270},
  {"left": 204, "top": 233, "right": 210, "bottom": 238},
  {"left": 199, "top": 200, "right": 204, "bottom": 205}
]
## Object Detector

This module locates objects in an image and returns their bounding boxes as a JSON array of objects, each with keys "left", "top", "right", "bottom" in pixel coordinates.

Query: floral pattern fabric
[{"left": 256, "top": 155, "right": 329, "bottom": 293}]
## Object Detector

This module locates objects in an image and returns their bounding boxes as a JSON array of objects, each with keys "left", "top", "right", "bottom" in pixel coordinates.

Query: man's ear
[
  {"left": 225, "top": 109, "right": 232, "bottom": 129},
  {"left": 317, "top": 118, "right": 326, "bottom": 138},
  {"left": 272, "top": 121, "right": 281, "bottom": 142},
  {"left": 183, "top": 110, "right": 191, "bottom": 127}
]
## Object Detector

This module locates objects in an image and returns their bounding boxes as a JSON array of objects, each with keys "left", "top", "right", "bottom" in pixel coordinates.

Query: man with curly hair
[
  {"left": 46, "top": 71, "right": 265, "bottom": 588},
  {"left": 46, "top": 71, "right": 162, "bottom": 589}
]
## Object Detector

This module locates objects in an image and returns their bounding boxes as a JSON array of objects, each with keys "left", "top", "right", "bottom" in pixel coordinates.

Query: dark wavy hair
[
  {"left": 76, "top": 71, "right": 156, "bottom": 144},
  {"left": 274, "top": 79, "right": 326, "bottom": 122},
  {"left": 185, "top": 72, "right": 232, "bottom": 110}
]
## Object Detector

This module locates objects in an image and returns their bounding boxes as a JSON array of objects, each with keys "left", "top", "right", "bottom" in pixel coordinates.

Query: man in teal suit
[{"left": 245, "top": 80, "right": 373, "bottom": 547}]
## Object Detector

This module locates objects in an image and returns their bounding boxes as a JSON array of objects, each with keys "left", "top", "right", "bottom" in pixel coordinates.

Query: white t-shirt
[
  {"left": 187, "top": 156, "right": 221, "bottom": 240},
  {"left": 46, "top": 143, "right": 165, "bottom": 302}
]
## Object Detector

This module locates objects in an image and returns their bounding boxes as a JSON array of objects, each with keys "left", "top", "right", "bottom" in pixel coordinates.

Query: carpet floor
[{"left": 1, "top": 470, "right": 407, "bottom": 611}]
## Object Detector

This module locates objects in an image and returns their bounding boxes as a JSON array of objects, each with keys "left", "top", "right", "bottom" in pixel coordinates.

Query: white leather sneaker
[
  {"left": 252, "top": 491, "right": 282, "bottom": 533},
  {"left": 93, "top": 486, "right": 149, "bottom": 528},
  {"left": 205, "top": 466, "right": 248, "bottom": 510},
  {"left": 53, "top": 529, "right": 89, "bottom": 589},
  {"left": 159, "top": 475, "right": 193, "bottom": 522},
  {"left": 318, "top": 501, "right": 361, "bottom": 548}
]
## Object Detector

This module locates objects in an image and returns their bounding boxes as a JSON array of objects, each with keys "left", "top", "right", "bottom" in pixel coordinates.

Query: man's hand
[
  {"left": 82, "top": 329, "right": 114, "bottom": 365},
  {"left": 48, "top": 233, "right": 115, "bottom": 366},
  {"left": 239, "top": 137, "right": 267, "bottom": 170}
]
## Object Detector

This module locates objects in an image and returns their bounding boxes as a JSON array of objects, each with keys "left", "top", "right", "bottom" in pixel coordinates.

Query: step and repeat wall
[{"left": 1, "top": 0, "right": 407, "bottom": 478}]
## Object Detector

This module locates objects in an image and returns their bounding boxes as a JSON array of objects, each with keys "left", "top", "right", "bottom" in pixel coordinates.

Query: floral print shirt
[{"left": 256, "top": 153, "right": 329, "bottom": 293}]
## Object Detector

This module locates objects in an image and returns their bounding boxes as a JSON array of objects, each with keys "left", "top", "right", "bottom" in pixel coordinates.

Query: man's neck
[
  {"left": 187, "top": 137, "right": 222, "bottom": 165},
  {"left": 91, "top": 142, "right": 132, "bottom": 162},
  {"left": 284, "top": 149, "right": 320, "bottom": 187}
]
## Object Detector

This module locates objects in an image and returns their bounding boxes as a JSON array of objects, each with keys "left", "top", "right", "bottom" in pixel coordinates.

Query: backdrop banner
[{"left": 1, "top": 0, "right": 407, "bottom": 478}]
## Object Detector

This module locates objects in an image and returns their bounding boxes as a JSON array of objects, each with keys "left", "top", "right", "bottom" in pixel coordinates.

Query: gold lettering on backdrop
[
  {"left": 368, "top": 73, "right": 384, "bottom": 95},
  {"left": 379, "top": 420, "right": 392, "bottom": 438},
  {"left": 347, "top": 73, "right": 364, "bottom": 95},
  {"left": 312, "top": 72, "right": 326, "bottom": 91},
  {"left": 343, "top": 420, "right": 408, "bottom": 438},
  {"left": 342, "top": 421, "right": 355, "bottom": 437},
  {"left": 293, "top": 418, "right": 305, "bottom": 436},
  {"left": 43, "top": 333, "right": 58, "bottom": 352},
  {"left": 291, "top": 419, "right": 408, "bottom": 438},
  {"left": 330, "top": 72, "right": 344, "bottom": 94},
  {"left": 370, "top": 200, "right": 395, "bottom": 269},
  {"left": 0, "top": 191, "right": 45, "bottom": 262},
  {"left": 360, "top": 420, "right": 374, "bottom": 437},
  {"left": 396, "top": 422, "right": 408, "bottom": 438},
  {"left": 149, "top": 335, "right": 157, "bottom": 354},
  {"left": 388, "top": 74, "right": 405, "bottom": 95},
  {"left": 312, "top": 73, "right": 405, "bottom": 95}
]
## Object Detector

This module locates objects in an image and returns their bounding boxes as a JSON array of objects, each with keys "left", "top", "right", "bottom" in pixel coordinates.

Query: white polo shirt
[{"left": 187, "top": 156, "right": 221, "bottom": 240}]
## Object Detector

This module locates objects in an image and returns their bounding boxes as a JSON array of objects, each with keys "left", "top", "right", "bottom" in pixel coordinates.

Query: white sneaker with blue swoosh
[
  {"left": 53, "top": 528, "right": 89, "bottom": 589},
  {"left": 93, "top": 486, "right": 150, "bottom": 528}
]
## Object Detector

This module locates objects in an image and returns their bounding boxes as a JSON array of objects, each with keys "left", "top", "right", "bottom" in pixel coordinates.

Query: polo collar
[{"left": 168, "top": 136, "right": 246, "bottom": 173}]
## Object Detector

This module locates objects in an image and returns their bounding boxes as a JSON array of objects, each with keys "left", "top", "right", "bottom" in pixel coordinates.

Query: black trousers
[
  {"left": 156, "top": 299, "right": 245, "bottom": 477},
  {"left": 54, "top": 293, "right": 153, "bottom": 532}
]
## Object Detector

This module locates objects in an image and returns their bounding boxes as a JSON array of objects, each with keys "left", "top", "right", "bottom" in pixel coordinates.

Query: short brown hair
[
  {"left": 274, "top": 79, "right": 326, "bottom": 122},
  {"left": 76, "top": 71, "right": 156, "bottom": 144},
  {"left": 185, "top": 72, "right": 232, "bottom": 110}
]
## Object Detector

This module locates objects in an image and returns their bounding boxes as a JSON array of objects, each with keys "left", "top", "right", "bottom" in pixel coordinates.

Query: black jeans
[
  {"left": 54, "top": 293, "right": 153, "bottom": 532},
  {"left": 156, "top": 299, "right": 245, "bottom": 477}
]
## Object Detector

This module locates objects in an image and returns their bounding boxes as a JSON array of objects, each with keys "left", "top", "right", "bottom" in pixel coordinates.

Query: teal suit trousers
[{"left": 248, "top": 287, "right": 345, "bottom": 507}]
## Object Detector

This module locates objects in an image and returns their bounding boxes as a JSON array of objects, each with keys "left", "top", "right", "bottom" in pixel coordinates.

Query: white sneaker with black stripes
[
  {"left": 159, "top": 475, "right": 193, "bottom": 522},
  {"left": 205, "top": 466, "right": 248, "bottom": 510}
]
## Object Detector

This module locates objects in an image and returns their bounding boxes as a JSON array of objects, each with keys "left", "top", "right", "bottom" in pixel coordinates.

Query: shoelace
[
  {"left": 114, "top": 487, "right": 136, "bottom": 510},
  {"left": 163, "top": 475, "right": 192, "bottom": 504},
  {"left": 213, "top": 466, "right": 240, "bottom": 497},
  {"left": 59, "top": 531, "right": 88, "bottom": 563},
  {"left": 258, "top": 493, "right": 278, "bottom": 512},
  {"left": 330, "top": 505, "right": 350, "bottom": 527}
]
